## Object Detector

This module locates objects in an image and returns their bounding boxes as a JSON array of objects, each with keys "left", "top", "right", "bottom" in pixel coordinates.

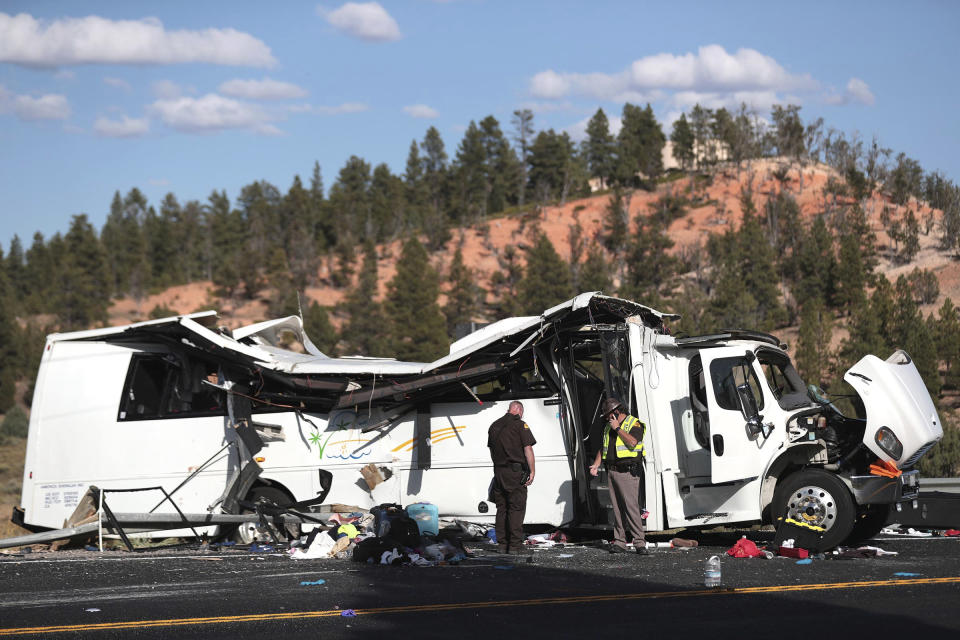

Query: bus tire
[
  {"left": 233, "top": 485, "right": 301, "bottom": 545},
  {"left": 772, "top": 469, "right": 855, "bottom": 551}
]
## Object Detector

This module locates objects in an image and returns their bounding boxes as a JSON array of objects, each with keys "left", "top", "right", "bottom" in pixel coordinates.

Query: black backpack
[
  {"left": 352, "top": 536, "right": 397, "bottom": 563},
  {"left": 386, "top": 514, "right": 422, "bottom": 548}
]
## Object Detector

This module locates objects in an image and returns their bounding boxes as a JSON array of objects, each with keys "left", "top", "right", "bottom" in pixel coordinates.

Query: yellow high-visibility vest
[{"left": 602, "top": 415, "right": 646, "bottom": 459}]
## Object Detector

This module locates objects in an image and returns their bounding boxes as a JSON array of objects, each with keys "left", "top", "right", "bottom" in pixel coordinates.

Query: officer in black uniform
[{"left": 488, "top": 400, "right": 536, "bottom": 554}]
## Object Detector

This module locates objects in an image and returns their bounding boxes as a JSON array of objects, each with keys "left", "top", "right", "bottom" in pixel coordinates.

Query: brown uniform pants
[
  {"left": 607, "top": 465, "right": 645, "bottom": 549},
  {"left": 491, "top": 468, "right": 527, "bottom": 549}
]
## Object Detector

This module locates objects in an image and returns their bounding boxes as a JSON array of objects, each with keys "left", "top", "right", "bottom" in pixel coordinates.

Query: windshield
[{"left": 755, "top": 349, "right": 811, "bottom": 411}]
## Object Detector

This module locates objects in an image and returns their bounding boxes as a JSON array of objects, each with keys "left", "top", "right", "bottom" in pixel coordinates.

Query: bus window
[{"left": 119, "top": 355, "right": 225, "bottom": 421}]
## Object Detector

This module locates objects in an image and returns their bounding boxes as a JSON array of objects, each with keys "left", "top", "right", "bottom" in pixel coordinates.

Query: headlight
[{"left": 875, "top": 427, "right": 903, "bottom": 459}]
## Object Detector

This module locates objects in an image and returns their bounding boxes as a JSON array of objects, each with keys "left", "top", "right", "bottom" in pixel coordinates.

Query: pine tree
[
  {"left": 443, "top": 246, "right": 483, "bottom": 338},
  {"left": 385, "top": 237, "right": 447, "bottom": 362},
  {"left": 511, "top": 109, "right": 535, "bottom": 206},
  {"left": 59, "top": 215, "right": 110, "bottom": 330},
  {"left": 101, "top": 188, "right": 150, "bottom": 298},
  {"left": 420, "top": 127, "right": 451, "bottom": 249},
  {"left": 839, "top": 278, "right": 893, "bottom": 366},
  {"left": 578, "top": 244, "right": 612, "bottom": 294},
  {"left": 616, "top": 103, "right": 665, "bottom": 187},
  {"left": 795, "top": 297, "right": 834, "bottom": 387},
  {"left": 737, "top": 190, "right": 786, "bottom": 329},
  {"left": 620, "top": 212, "right": 679, "bottom": 308},
  {"left": 145, "top": 201, "right": 177, "bottom": 288},
  {"left": 488, "top": 245, "right": 524, "bottom": 318},
  {"left": 936, "top": 298, "right": 960, "bottom": 389},
  {"left": 585, "top": 108, "right": 617, "bottom": 188},
  {"left": 794, "top": 215, "right": 837, "bottom": 306},
  {"left": 205, "top": 190, "right": 244, "bottom": 296},
  {"left": 340, "top": 240, "right": 389, "bottom": 356},
  {"left": 832, "top": 227, "right": 867, "bottom": 314},
  {"left": 281, "top": 175, "right": 317, "bottom": 288},
  {"left": 328, "top": 156, "right": 372, "bottom": 240},
  {"left": 310, "top": 161, "right": 333, "bottom": 251},
  {"left": 0, "top": 246, "right": 16, "bottom": 410},
  {"left": 453, "top": 121, "right": 488, "bottom": 222},
  {"left": 892, "top": 276, "right": 940, "bottom": 398},
  {"left": 517, "top": 233, "right": 572, "bottom": 315},
  {"left": 265, "top": 247, "right": 298, "bottom": 317},
  {"left": 5, "top": 235, "right": 26, "bottom": 311},
  {"left": 670, "top": 113, "right": 695, "bottom": 171},
  {"left": 404, "top": 140, "right": 428, "bottom": 232},
  {"left": 601, "top": 188, "right": 628, "bottom": 256},
  {"left": 303, "top": 301, "right": 338, "bottom": 356},
  {"left": 23, "top": 232, "right": 54, "bottom": 314},
  {"left": 527, "top": 129, "right": 577, "bottom": 205},
  {"left": 369, "top": 163, "right": 406, "bottom": 241}
]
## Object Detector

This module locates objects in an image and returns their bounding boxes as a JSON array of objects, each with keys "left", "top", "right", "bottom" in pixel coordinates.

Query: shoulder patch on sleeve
[{"left": 523, "top": 422, "right": 530, "bottom": 429}]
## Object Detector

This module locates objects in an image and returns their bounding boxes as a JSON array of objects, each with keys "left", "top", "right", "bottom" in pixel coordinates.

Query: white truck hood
[{"left": 843, "top": 350, "right": 943, "bottom": 467}]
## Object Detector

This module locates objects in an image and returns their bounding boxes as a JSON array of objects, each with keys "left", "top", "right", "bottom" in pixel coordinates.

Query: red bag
[
  {"left": 725, "top": 537, "right": 762, "bottom": 558},
  {"left": 777, "top": 546, "right": 809, "bottom": 559}
]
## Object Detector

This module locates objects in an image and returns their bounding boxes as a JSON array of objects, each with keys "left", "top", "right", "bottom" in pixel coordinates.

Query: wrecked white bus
[{"left": 15, "top": 293, "right": 943, "bottom": 549}]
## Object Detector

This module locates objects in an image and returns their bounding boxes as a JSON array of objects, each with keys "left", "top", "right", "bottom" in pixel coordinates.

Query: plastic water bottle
[{"left": 704, "top": 555, "right": 721, "bottom": 588}]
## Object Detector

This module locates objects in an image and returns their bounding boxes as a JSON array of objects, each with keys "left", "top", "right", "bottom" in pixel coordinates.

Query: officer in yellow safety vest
[{"left": 589, "top": 397, "right": 649, "bottom": 555}]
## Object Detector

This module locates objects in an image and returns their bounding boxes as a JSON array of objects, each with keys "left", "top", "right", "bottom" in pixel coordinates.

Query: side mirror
[{"left": 736, "top": 382, "right": 764, "bottom": 437}]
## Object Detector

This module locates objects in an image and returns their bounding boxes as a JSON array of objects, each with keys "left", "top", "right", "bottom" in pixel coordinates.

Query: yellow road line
[{"left": 2, "top": 576, "right": 958, "bottom": 635}]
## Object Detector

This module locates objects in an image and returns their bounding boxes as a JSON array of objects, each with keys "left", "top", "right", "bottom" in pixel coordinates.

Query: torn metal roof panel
[{"left": 46, "top": 310, "right": 219, "bottom": 342}]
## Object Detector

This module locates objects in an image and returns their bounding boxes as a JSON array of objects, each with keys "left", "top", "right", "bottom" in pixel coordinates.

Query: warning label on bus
[{"left": 39, "top": 482, "right": 86, "bottom": 511}]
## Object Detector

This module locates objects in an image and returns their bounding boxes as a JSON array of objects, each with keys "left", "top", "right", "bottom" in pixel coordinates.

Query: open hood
[{"left": 844, "top": 350, "right": 943, "bottom": 467}]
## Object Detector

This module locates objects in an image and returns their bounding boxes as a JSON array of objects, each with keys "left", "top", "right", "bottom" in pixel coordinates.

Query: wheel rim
[{"left": 786, "top": 485, "right": 838, "bottom": 531}]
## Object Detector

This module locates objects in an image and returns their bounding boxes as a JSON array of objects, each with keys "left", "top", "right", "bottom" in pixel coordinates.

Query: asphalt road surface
[{"left": 1, "top": 530, "right": 959, "bottom": 639}]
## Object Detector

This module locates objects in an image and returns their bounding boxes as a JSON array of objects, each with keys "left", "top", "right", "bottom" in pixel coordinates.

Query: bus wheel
[
  {"left": 234, "top": 486, "right": 301, "bottom": 545},
  {"left": 772, "top": 469, "right": 855, "bottom": 551}
]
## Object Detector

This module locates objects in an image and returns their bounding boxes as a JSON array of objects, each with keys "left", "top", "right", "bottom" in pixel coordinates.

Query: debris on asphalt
[
  {"left": 341, "top": 609, "right": 357, "bottom": 617},
  {"left": 893, "top": 572, "right": 920, "bottom": 577},
  {"left": 726, "top": 536, "right": 763, "bottom": 558},
  {"left": 300, "top": 579, "right": 326, "bottom": 585}
]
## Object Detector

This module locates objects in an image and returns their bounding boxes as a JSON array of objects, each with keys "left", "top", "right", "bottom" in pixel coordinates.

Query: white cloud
[
  {"left": 530, "top": 70, "right": 571, "bottom": 100},
  {"left": 219, "top": 77, "right": 308, "bottom": 100},
  {"left": 103, "top": 76, "right": 131, "bottom": 91},
  {"left": 307, "top": 102, "right": 369, "bottom": 115},
  {"left": 671, "top": 89, "right": 781, "bottom": 112},
  {"left": 151, "top": 79, "right": 183, "bottom": 99},
  {"left": 0, "top": 12, "right": 276, "bottom": 67},
  {"left": 845, "top": 78, "right": 874, "bottom": 105},
  {"left": 825, "top": 77, "right": 875, "bottom": 106},
  {"left": 94, "top": 114, "right": 149, "bottom": 137},
  {"left": 403, "top": 104, "right": 438, "bottom": 119},
  {"left": 517, "top": 101, "right": 579, "bottom": 114},
  {"left": 13, "top": 93, "right": 70, "bottom": 120},
  {"left": 322, "top": 2, "right": 401, "bottom": 42},
  {"left": 530, "top": 45, "right": 817, "bottom": 102},
  {"left": 148, "top": 94, "right": 275, "bottom": 134}
]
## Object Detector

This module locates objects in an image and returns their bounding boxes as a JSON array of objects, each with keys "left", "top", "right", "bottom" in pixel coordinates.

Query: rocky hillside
[{"left": 108, "top": 158, "right": 957, "bottom": 330}]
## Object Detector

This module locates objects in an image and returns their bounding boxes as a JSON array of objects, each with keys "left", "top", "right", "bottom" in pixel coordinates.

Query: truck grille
[{"left": 901, "top": 441, "right": 937, "bottom": 469}]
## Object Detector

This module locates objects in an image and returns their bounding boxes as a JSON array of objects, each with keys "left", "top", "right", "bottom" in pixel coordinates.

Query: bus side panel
[
  {"left": 395, "top": 400, "right": 573, "bottom": 525},
  {"left": 23, "top": 341, "right": 135, "bottom": 528}
]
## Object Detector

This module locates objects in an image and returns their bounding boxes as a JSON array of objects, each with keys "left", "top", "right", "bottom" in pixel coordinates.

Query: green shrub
[{"left": 0, "top": 407, "right": 29, "bottom": 440}]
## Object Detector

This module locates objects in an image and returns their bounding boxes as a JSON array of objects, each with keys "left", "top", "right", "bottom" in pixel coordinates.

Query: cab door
[{"left": 698, "top": 347, "right": 772, "bottom": 483}]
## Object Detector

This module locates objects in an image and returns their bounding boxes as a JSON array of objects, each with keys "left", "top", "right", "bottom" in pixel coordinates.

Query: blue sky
[{"left": 2, "top": 1, "right": 958, "bottom": 251}]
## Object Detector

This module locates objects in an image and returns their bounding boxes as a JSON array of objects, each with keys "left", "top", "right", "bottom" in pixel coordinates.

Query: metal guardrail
[{"left": 922, "top": 478, "right": 960, "bottom": 494}]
